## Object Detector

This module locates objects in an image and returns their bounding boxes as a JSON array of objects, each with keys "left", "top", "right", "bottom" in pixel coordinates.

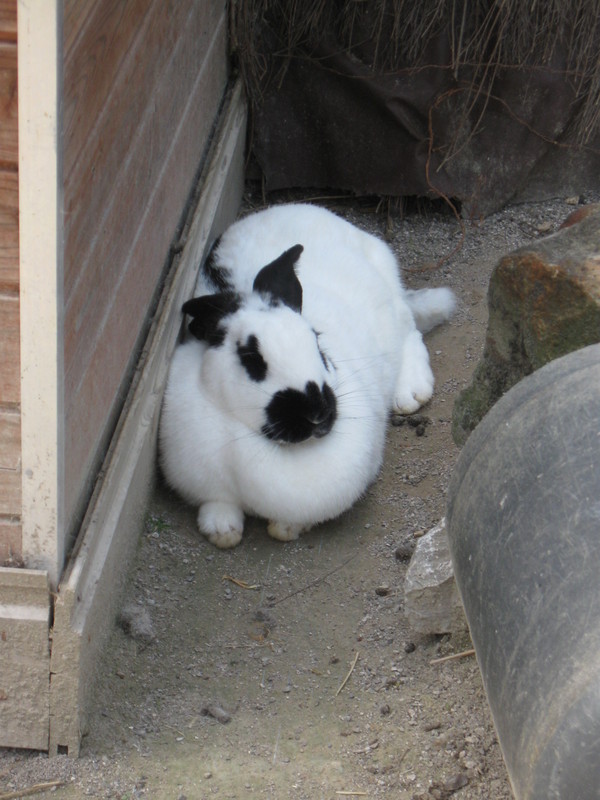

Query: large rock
[
  {"left": 404, "top": 518, "right": 467, "bottom": 635},
  {"left": 453, "top": 204, "right": 600, "bottom": 445}
]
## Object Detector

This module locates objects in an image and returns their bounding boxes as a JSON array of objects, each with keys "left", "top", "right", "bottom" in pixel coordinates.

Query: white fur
[{"left": 159, "top": 203, "right": 455, "bottom": 547}]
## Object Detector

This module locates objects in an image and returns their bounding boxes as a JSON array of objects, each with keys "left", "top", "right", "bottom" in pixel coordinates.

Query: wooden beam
[{"left": 18, "top": 0, "right": 64, "bottom": 587}]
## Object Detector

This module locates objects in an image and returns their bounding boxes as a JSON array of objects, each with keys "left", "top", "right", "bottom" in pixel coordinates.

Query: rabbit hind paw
[{"left": 267, "top": 520, "right": 308, "bottom": 542}]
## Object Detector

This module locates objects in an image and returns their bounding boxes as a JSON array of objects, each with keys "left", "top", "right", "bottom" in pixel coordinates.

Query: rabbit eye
[{"left": 237, "top": 335, "right": 268, "bottom": 381}]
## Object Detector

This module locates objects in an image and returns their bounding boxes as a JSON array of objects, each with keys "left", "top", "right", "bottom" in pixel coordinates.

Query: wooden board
[
  {"left": 0, "top": 0, "right": 16, "bottom": 42},
  {"left": 0, "top": 293, "right": 19, "bottom": 402},
  {"left": 18, "top": 0, "right": 63, "bottom": 583},
  {"left": 0, "top": 408, "right": 20, "bottom": 516},
  {"left": 0, "top": 40, "right": 17, "bottom": 165},
  {"left": 62, "top": 0, "right": 229, "bottom": 537},
  {"left": 0, "top": 170, "right": 18, "bottom": 293},
  {"left": 0, "top": 519, "right": 21, "bottom": 563},
  {"left": 0, "top": 2, "right": 18, "bottom": 568},
  {"left": 0, "top": 568, "right": 50, "bottom": 751},
  {"left": 50, "top": 79, "right": 246, "bottom": 756}
]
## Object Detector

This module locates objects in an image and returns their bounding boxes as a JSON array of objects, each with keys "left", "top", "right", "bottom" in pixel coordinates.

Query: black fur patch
[
  {"left": 237, "top": 335, "right": 268, "bottom": 381},
  {"left": 253, "top": 245, "right": 303, "bottom": 312},
  {"left": 262, "top": 381, "right": 337, "bottom": 443},
  {"left": 182, "top": 292, "right": 240, "bottom": 346},
  {"left": 203, "top": 236, "right": 233, "bottom": 292}
]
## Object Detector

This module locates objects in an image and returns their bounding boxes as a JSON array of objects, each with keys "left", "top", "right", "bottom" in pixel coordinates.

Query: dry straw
[{"left": 231, "top": 0, "right": 600, "bottom": 144}]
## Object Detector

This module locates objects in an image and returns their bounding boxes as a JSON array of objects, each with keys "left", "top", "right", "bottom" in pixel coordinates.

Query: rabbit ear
[
  {"left": 253, "top": 244, "right": 304, "bottom": 313},
  {"left": 182, "top": 292, "right": 240, "bottom": 345}
]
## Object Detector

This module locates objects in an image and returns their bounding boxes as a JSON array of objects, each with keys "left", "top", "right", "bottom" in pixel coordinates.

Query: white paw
[
  {"left": 198, "top": 502, "right": 244, "bottom": 548},
  {"left": 267, "top": 520, "right": 307, "bottom": 542},
  {"left": 394, "top": 331, "right": 435, "bottom": 413},
  {"left": 393, "top": 373, "right": 434, "bottom": 414}
]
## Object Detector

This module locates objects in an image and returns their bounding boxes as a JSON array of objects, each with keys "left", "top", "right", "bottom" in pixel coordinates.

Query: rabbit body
[{"left": 159, "top": 203, "right": 455, "bottom": 547}]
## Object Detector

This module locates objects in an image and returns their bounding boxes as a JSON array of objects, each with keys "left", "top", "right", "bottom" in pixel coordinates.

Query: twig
[
  {"left": 335, "top": 792, "right": 368, "bottom": 797},
  {"left": 0, "top": 781, "right": 65, "bottom": 800},
  {"left": 222, "top": 574, "right": 260, "bottom": 590},
  {"left": 430, "top": 648, "right": 475, "bottom": 665},
  {"left": 270, "top": 552, "right": 358, "bottom": 607},
  {"left": 335, "top": 651, "right": 360, "bottom": 697}
]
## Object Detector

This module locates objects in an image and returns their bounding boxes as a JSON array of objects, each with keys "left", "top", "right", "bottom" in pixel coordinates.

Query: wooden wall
[
  {"left": 62, "top": 0, "right": 229, "bottom": 543},
  {"left": 0, "top": 0, "right": 20, "bottom": 564},
  {"left": 1, "top": 0, "right": 230, "bottom": 569}
]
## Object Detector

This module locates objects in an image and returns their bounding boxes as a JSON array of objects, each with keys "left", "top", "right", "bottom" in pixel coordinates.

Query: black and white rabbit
[{"left": 159, "top": 203, "right": 455, "bottom": 548}]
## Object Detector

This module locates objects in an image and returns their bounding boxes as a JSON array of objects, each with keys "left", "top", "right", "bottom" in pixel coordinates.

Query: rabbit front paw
[
  {"left": 198, "top": 502, "right": 244, "bottom": 548},
  {"left": 393, "top": 377, "right": 433, "bottom": 414},
  {"left": 394, "top": 332, "right": 435, "bottom": 413},
  {"left": 267, "top": 520, "right": 307, "bottom": 542}
]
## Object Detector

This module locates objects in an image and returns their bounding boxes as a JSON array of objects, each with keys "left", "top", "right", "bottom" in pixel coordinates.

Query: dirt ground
[{"left": 1, "top": 191, "right": 594, "bottom": 799}]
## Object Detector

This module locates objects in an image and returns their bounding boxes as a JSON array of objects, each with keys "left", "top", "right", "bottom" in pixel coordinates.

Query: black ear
[
  {"left": 252, "top": 244, "right": 304, "bottom": 313},
  {"left": 182, "top": 292, "right": 240, "bottom": 346}
]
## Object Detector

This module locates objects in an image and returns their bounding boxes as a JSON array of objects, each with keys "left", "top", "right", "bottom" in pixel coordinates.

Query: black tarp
[{"left": 239, "top": 10, "right": 600, "bottom": 215}]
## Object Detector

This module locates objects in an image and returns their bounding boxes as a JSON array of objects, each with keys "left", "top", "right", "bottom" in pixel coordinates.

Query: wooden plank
[
  {"left": 0, "top": 294, "right": 19, "bottom": 403},
  {"left": 62, "top": 0, "right": 212, "bottom": 292},
  {"left": 18, "top": 0, "right": 64, "bottom": 586},
  {"left": 63, "top": 2, "right": 228, "bottom": 526},
  {"left": 0, "top": 408, "right": 20, "bottom": 515},
  {"left": 0, "top": 170, "right": 18, "bottom": 292},
  {"left": 0, "top": 41, "right": 17, "bottom": 165},
  {"left": 63, "top": 0, "right": 155, "bottom": 181},
  {"left": 50, "top": 80, "right": 246, "bottom": 756},
  {"left": 0, "top": 518, "right": 21, "bottom": 563},
  {"left": 63, "top": 0, "right": 225, "bottom": 294},
  {"left": 0, "top": 0, "right": 16, "bottom": 42},
  {"left": 0, "top": 567, "right": 50, "bottom": 751},
  {"left": 0, "top": 407, "right": 18, "bottom": 467}
]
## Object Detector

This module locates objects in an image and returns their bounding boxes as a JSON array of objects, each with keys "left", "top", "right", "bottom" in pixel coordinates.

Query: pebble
[
  {"left": 395, "top": 542, "right": 415, "bottom": 561},
  {"left": 201, "top": 704, "right": 231, "bottom": 724}
]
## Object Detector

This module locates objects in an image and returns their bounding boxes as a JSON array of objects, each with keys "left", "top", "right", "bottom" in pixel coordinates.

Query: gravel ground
[{"left": 1, "top": 189, "right": 596, "bottom": 800}]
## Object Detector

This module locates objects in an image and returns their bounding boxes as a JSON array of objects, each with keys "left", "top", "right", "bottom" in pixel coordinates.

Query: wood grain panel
[
  {"left": 0, "top": 409, "right": 20, "bottom": 516},
  {"left": 0, "top": 0, "right": 16, "bottom": 42},
  {"left": 63, "top": 0, "right": 223, "bottom": 293},
  {"left": 0, "top": 294, "right": 18, "bottom": 403},
  {"left": 63, "top": 0, "right": 153, "bottom": 181},
  {"left": 63, "top": 0, "right": 229, "bottom": 524},
  {"left": 0, "top": 41, "right": 17, "bottom": 165},
  {"left": 0, "top": 169, "right": 18, "bottom": 292}
]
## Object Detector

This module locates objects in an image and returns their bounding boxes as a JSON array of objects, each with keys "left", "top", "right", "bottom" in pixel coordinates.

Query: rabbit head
[{"left": 182, "top": 244, "right": 337, "bottom": 444}]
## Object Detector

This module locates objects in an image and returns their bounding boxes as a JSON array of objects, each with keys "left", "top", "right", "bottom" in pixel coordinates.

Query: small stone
[
  {"left": 380, "top": 703, "right": 391, "bottom": 716},
  {"left": 442, "top": 772, "right": 469, "bottom": 792},
  {"left": 395, "top": 542, "right": 415, "bottom": 561},
  {"left": 565, "top": 195, "right": 580, "bottom": 205},
  {"left": 536, "top": 220, "right": 553, "bottom": 233},
  {"left": 375, "top": 585, "right": 390, "bottom": 596},
  {"left": 201, "top": 704, "right": 231, "bottom": 724},
  {"left": 404, "top": 518, "right": 467, "bottom": 635},
  {"left": 404, "top": 641, "right": 416, "bottom": 654}
]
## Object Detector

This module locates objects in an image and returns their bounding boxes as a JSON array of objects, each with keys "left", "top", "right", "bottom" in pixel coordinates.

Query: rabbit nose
[{"left": 308, "top": 382, "right": 337, "bottom": 438}]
